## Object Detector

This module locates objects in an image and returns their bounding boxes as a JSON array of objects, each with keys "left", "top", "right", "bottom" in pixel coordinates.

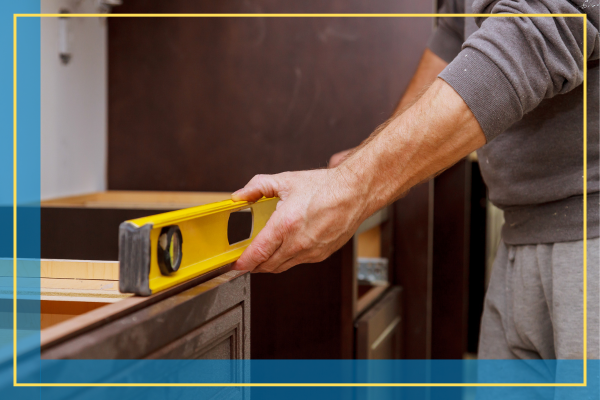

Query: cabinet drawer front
[{"left": 355, "top": 286, "right": 403, "bottom": 359}]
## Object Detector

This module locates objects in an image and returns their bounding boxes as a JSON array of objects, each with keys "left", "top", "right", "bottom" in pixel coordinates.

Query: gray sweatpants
[
  {"left": 476, "top": 238, "right": 599, "bottom": 400},
  {"left": 479, "top": 237, "right": 599, "bottom": 360}
]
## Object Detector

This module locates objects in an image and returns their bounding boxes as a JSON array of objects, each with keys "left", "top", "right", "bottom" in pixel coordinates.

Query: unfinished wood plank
[
  {"left": 40, "top": 259, "right": 119, "bottom": 280},
  {"left": 6, "top": 260, "right": 124, "bottom": 302},
  {"left": 41, "top": 295, "right": 125, "bottom": 303},
  {"left": 357, "top": 225, "right": 382, "bottom": 258},
  {"left": 39, "top": 272, "right": 129, "bottom": 302},
  {"left": 41, "top": 190, "right": 231, "bottom": 210},
  {"left": 40, "top": 278, "right": 118, "bottom": 291},
  {"left": 40, "top": 192, "right": 101, "bottom": 207},
  {"left": 40, "top": 286, "right": 130, "bottom": 302},
  {"left": 2, "top": 277, "right": 120, "bottom": 297}
]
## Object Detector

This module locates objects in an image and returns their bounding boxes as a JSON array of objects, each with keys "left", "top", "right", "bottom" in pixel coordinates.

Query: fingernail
[{"left": 231, "top": 262, "right": 247, "bottom": 271}]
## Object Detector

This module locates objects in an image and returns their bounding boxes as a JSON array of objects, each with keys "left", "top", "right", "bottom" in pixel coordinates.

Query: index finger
[
  {"left": 232, "top": 174, "right": 279, "bottom": 202},
  {"left": 231, "top": 211, "right": 283, "bottom": 272}
]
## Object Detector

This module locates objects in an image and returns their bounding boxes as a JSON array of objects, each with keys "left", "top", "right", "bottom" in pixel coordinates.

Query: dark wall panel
[
  {"left": 431, "top": 160, "right": 470, "bottom": 359},
  {"left": 107, "top": 0, "right": 433, "bottom": 191},
  {"left": 393, "top": 182, "right": 433, "bottom": 359}
]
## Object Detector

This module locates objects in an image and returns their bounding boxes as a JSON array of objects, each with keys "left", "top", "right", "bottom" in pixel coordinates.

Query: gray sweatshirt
[{"left": 428, "top": 0, "right": 599, "bottom": 244}]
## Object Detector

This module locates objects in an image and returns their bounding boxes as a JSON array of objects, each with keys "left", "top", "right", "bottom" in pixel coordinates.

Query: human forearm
[
  {"left": 392, "top": 48, "right": 448, "bottom": 114},
  {"left": 336, "top": 78, "right": 486, "bottom": 219}
]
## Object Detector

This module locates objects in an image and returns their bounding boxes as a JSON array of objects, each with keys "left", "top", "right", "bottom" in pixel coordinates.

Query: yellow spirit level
[{"left": 119, "top": 197, "right": 278, "bottom": 296}]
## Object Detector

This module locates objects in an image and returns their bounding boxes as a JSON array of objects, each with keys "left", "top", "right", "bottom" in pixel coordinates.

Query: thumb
[{"left": 232, "top": 174, "right": 280, "bottom": 202}]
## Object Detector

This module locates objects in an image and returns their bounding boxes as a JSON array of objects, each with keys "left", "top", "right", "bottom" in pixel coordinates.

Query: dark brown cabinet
[{"left": 40, "top": 191, "right": 402, "bottom": 360}]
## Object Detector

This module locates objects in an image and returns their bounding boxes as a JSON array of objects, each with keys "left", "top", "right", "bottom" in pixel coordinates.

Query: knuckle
[
  {"left": 249, "top": 174, "right": 267, "bottom": 188},
  {"left": 308, "top": 249, "right": 328, "bottom": 263},
  {"left": 300, "top": 237, "right": 315, "bottom": 251},
  {"left": 281, "top": 212, "right": 302, "bottom": 232},
  {"left": 277, "top": 172, "right": 294, "bottom": 189},
  {"left": 253, "top": 174, "right": 278, "bottom": 197},
  {"left": 292, "top": 237, "right": 312, "bottom": 253},
  {"left": 288, "top": 243, "right": 304, "bottom": 255},
  {"left": 249, "top": 243, "right": 271, "bottom": 264}
]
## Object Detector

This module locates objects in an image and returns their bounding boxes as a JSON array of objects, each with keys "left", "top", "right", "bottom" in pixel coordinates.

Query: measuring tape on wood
[{"left": 118, "top": 197, "right": 278, "bottom": 296}]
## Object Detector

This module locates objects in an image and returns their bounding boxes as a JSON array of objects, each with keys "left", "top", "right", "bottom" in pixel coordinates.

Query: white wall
[{"left": 41, "top": 0, "right": 107, "bottom": 200}]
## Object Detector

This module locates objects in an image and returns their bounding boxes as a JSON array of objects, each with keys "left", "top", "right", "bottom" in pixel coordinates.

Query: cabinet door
[
  {"left": 41, "top": 270, "right": 250, "bottom": 360},
  {"left": 355, "top": 286, "right": 403, "bottom": 359},
  {"left": 146, "top": 305, "right": 244, "bottom": 359}
]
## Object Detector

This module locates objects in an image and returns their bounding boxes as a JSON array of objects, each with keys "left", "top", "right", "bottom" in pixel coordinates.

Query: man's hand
[
  {"left": 231, "top": 169, "right": 368, "bottom": 273},
  {"left": 232, "top": 78, "right": 485, "bottom": 274}
]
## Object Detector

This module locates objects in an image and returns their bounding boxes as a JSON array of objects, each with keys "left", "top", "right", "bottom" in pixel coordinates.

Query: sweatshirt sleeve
[
  {"left": 438, "top": 0, "right": 600, "bottom": 142},
  {"left": 427, "top": 0, "right": 465, "bottom": 63}
]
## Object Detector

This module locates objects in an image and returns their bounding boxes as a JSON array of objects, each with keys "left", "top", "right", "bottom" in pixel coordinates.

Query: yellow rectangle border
[{"left": 12, "top": 12, "right": 588, "bottom": 387}]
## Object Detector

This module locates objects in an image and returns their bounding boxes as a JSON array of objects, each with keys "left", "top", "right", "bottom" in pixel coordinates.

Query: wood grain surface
[
  {"left": 40, "top": 259, "right": 119, "bottom": 280},
  {"left": 41, "top": 191, "right": 231, "bottom": 210},
  {"left": 107, "top": 0, "right": 433, "bottom": 192}
]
